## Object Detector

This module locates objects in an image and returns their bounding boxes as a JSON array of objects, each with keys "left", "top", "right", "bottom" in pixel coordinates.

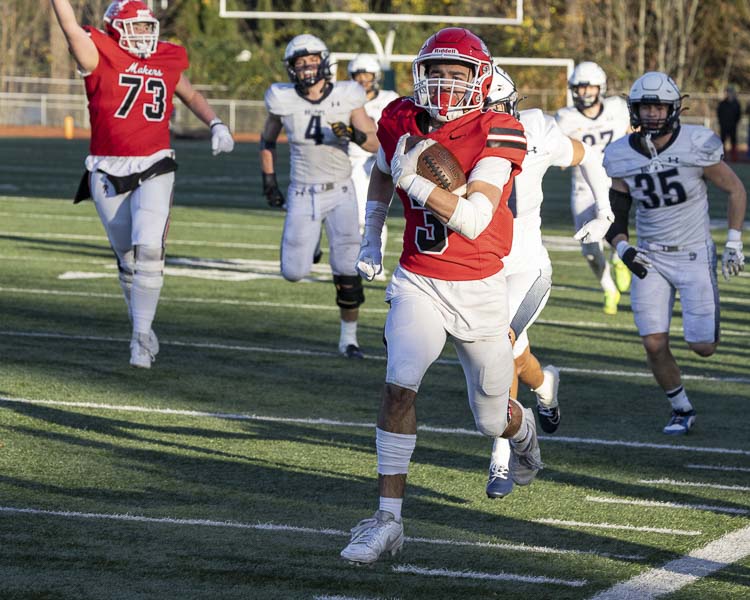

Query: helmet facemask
[
  {"left": 484, "top": 66, "right": 520, "bottom": 118},
  {"left": 629, "top": 98, "right": 681, "bottom": 138},
  {"left": 570, "top": 84, "right": 601, "bottom": 110},
  {"left": 104, "top": 1, "right": 160, "bottom": 60},
  {"left": 414, "top": 59, "right": 491, "bottom": 122}
]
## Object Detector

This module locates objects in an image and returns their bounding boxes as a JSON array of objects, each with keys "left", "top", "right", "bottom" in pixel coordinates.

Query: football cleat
[
  {"left": 144, "top": 329, "right": 159, "bottom": 358},
  {"left": 536, "top": 404, "right": 560, "bottom": 434},
  {"left": 663, "top": 409, "right": 696, "bottom": 435},
  {"left": 603, "top": 289, "right": 621, "bottom": 315},
  {"left": 486, "top": 460, "right": 514, "bottom": 499},
  {"left": 342, "top": 344, "right": 364, "bottom": 359},
  {"left": 129, "top": 332, "right": 155, "bottom": 369},
  {"left": 340, "top": 510, "right": 404, "bottom": 565},
  {"left": 613, "top": 257, "right": 632, "bottom": 293},
  {"left": 509, "top": 408, "right": 543, "bottom": 486},
  {"left": 534, "top": 365, "right": 561, "bottom": 433}
]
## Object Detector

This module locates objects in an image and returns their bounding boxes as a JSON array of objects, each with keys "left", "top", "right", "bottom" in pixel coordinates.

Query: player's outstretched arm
[
  {"left": 573, "top": 140, "right": 614, "bottom": 243},
  {"left": 175, "top": 75, "right": 234, "bottom": 156},
  {"left": 704, "top": 161, "right": 747, "bottom": 279},
  {"left": 259, "top": 115, "right": 285, "bottom": 208},
  {"left": 356, "top": 160, "right": 394, "bottom": 281},
  {"left": 349, "top": 108, "right": 379, "bottom": 153},
  {"left": 50, "top": 0, "right": 98, "bottom": 73}
]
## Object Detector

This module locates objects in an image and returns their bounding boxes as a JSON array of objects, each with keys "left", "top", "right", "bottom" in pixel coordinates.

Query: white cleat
[
  {"left": 340, "top": 510, "right": 404, "bottom": 565},
  {"left": 129, "top": 332, "right": 155, "bottom": 369}
]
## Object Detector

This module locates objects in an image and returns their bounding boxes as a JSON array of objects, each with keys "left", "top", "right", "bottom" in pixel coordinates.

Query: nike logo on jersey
[
  {"left": 125, "top": 62, "right": 163, "bottom": 77},
  {"left": 449, "top": 133, "right": 464, "bottom": 140}
]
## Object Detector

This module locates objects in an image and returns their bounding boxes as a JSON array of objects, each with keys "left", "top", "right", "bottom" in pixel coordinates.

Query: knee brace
[
  {"left": 333, "top": 274, "right": 365, "bottom": 309},
  {"left": 116, "top": 249, "right": 135, "bottom": 288},
  {"left": 134, "top": 245, "right": 165, "bottom": 290},
  {"left": 581, "top": 241, "right": 604, "bottom": 262}
]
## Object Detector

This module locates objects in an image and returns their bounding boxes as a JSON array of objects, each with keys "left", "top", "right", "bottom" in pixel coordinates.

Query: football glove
[
  {"left": 721, "top": 240, "right": 745, "bottom": 280},
  {"left": 574, "top": 212, "right": 614, "bottom": 244},
  {"left": 331, "top": 121, "right": 367, "bottom": 146},
  {"left": 616, "top": 240, "right": 651, "bottom": 279},
  {"left": 391, "top": 134, "right": 436, "bottom": 206},
  {"left": 262, "top": 172, "right": 285, "bottom": 208},
  {"left": 210, "top": 120, "right": 234, "bottom": 156}
]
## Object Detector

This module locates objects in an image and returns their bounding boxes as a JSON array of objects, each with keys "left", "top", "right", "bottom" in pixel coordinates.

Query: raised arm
[{"left": 50, "top": 0, "right": 98, "bottom": 72}]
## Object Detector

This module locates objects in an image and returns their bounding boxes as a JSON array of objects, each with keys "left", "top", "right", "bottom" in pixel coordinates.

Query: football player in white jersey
[
  {"left": 483, "top": 66, "right": 613, "bottom": 498},
  {"left": 556, "top": 62, "right": 632, "bottom": 315},
  {"left": 603, "top": 72, "right": 746, "bottom": 435},
  {"left": 347, "top": 54, "right": 400, "bottom": 281},
  {"left": 260, "top": 35, "right": 378, "bottom": 358}
]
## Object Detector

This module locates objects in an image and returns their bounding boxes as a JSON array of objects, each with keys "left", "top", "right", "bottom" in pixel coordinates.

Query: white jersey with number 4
[
  {"left": 264, "top": 80, "right": 367, "bottom": 185},
  {"left": 603, "top": 125, "right": 723, "bottom": 248},
  {"left": 556, "top": 96, "right": 630, "bottom": 212},
  {"left": 503, "top": 108, "right": 575, "bottom": 274}
]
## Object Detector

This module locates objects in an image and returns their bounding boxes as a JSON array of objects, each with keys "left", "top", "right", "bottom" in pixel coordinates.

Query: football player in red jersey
[
  {"left": 50, "top": 0, "right": 234, "bottom": 368},
  {"left": 341, "top": 28, "right": 543, "bottom": 565}
]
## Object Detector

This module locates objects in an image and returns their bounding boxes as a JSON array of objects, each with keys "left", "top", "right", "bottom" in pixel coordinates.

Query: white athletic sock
[
  {"left": 379, "top": 497, "right": 403, "bottom": 521},
  {"left": 131, "top": 275, "right": 162, "bottom": 335},
  {"left": 666, "top": 385, "right": 692, "bottom": 412},
  {"left": 119, "top": 279, "right": 133, "bottom": 322},
  {"left": 490, "top": 437, "right": 511, "bottom": 467},
  {"left": 339, "top": 320, "right": 358, "bottom": 352}
]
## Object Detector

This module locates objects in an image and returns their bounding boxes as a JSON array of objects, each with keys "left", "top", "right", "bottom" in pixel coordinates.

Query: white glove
[
  {"left": 391, "top": 134, "right": 436, "bottom": 205},
  {"left": 356, "top": 200, "right": 388, "bottom": 281},
  {"left": 574, "top": 212, "right": 614, "bottom": 243},
  {"left": 210, "top": 121, "right": 234, "bottom": 156},
  {"left": 356, "top": 237, "right": 383, "bottom": 282},
  {"left": 722, "top": 240, "right": 745, "bottom": 280}
]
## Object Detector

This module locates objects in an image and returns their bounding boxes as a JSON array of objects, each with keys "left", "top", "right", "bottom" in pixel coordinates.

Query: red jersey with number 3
[
  {"left": 378, "top": 98, "right": 526, "bottom": 281},
  {"left": 83, "top": 27, "right": 188, "bottom": 156}
]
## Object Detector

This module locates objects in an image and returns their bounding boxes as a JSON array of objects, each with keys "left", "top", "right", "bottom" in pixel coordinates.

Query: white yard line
[
  {"left": 0, "top": 505, "right": 634, "bottom": 561},
  {"left": 685, "top": 463, "right": 750, "bottom": 473},
  {"left": 534, "top": 519, "right": 701, "bottom": 536},
  {"left": 2, "top": 327, "right": 749, "bottom": 385},
  {"left": 1, "top": 395, "right": 748, "bottom": 458},
  {"left": 585, "top": 496, "right": 749, "bottom": 516},
  {"left": 391, "top": 564, "right": 587, "bottom": 587},
  {"left": 639, "top": 479, "right": 750, "bottom": 492},
  {"left": 588, "top": 524, "right": 750, "bottom": 599}
]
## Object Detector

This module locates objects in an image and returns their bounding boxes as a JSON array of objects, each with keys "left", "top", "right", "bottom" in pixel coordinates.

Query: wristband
[
  {"left": 209, "top": 118, "right": 223, "bottom": 129},
  {"left": 616, "top": 239, "right": 630, "bottom": 259},
  {"left": 728, "top": 228, "right": 742, "bottom": 242}
]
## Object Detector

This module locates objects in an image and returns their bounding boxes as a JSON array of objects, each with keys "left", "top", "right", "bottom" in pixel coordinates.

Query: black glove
[
  {"left": 331, "top": 121, "right": 367, "bottom": 146},
  {"left": 262, "top": 172, "right": 285, "bottom": 208},
  {"left": 617, "top": 242, "right": 651, "bottom": 279}
]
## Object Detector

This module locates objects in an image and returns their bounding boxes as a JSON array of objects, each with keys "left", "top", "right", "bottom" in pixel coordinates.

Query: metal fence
[{"left": 0, "top": 76, "right": 746, "bottom": 142}]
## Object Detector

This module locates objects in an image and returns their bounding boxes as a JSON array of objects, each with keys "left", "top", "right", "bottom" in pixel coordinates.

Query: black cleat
[
  {"left": 342, "top": 344, "right": 364, "bottom": 359},
  {"left": 313, "top": 247, "right": 323, "bottom": 264},
  {"left": 535, "top": 404, "right": 560, "bottom": 434}
]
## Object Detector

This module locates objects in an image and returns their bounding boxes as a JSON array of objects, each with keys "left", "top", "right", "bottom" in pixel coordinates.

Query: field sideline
[{"left": 0, "top": 138, "right": 748, "bottom": 599}]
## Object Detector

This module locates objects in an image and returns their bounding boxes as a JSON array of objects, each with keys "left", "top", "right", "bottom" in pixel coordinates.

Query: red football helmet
[
  {"left": 413, "top": 28, "right": 493, "bottom": 122},
  {"left": 103, "top": 1, "right": 159, "bottom": 58}
]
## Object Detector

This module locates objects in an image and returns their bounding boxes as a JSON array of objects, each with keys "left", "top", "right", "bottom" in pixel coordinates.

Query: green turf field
[{"left": 0, "top": 138, "right": 748, "bottom": 599}]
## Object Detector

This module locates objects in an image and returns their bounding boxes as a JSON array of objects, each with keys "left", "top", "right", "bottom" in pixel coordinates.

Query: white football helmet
[
  {"left": 103, "top": 1, "right": 159, "bottom": 58},
  {"left": 413, "top": 27, "right": 493, "bottom": 122},
  {"left": 627, "top": 71, "right": 683, "bottom": 137},
  {"left": 348, "top": 54, "right": 382, "bottom": 92},
  {"left": 284, "top": 34, "right": 332, "bottom": 89},
  {"left": 484, "top": 65, "right": 520, "bottom": 118},
  {"left": 568, "top": 61, "right": 607, "bottom": 110}
]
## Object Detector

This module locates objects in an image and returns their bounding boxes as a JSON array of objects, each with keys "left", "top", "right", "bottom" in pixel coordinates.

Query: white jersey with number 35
[
  {"left": 603, "top": 125, "right": 724, "bottom": 247},
  {"left": 264, "top": 80, "right": 367, "bottom": 185}
]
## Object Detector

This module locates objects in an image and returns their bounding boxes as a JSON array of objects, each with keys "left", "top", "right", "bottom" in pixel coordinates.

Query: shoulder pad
[
  {"left": 264, "top": 83, "right": 294, "bottom": 116},
  {"left": 603, "top": 135, "right": 641, "bottom": 178},
  {"left": 518, "top": 108, "right": 546, "bottom": 138},
  {"left": 689, "top": 126, "right": 724, "bottom": 165}
]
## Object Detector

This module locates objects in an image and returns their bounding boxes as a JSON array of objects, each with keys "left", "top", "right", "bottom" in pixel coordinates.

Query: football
[{"left": 405, "top": 135, "right": 467, "bottom": 193}]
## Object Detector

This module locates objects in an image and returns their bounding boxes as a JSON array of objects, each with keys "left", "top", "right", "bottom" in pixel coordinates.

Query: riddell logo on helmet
[
  {"left": 433, "top": 48, "right": 459, "bottom": 54},
  {"left": 136, "top": 10, "right": 151, "bottom": 17}
]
